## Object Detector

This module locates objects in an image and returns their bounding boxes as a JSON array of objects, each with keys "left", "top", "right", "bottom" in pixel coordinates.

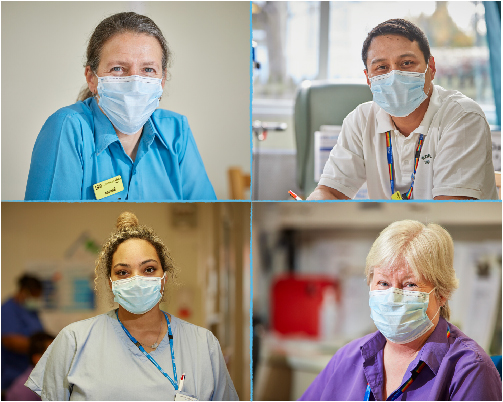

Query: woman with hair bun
[
  {"left": 25, "top": 212, "right": 237, "bottom": 401},
  {"left": 25, "top": 12, "right": 216, "bottom": 201},
  {"left": 300, "top": 220, "right": 501, "bottom": 401}
]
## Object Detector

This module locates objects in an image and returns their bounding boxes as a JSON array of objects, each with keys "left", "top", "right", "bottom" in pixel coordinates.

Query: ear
[
  {"left": 364, "top": 69, "right": 371, "bottom": 87},
  {"left": 428, "top": 56, "right": 436, "bottom": 81},
  {"left": 85, "top": 66, "right": 98, "bottom": 95},
  {"left": 161, "top": 70, "right": 167, "bottom": 89}
]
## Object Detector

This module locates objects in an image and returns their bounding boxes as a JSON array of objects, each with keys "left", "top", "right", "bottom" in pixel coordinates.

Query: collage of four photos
[{"left": 1, "top": 1, "right": 502, "bottom": 401}]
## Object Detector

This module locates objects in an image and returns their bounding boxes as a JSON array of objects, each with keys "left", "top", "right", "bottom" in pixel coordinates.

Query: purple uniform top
[{"left": 299, "top": 317, "right": 502, "bottom": 401}]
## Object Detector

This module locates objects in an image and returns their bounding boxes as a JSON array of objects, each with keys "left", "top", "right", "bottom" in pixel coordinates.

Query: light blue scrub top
[
  {"left": 25, "top": 310, "right": 238, "bottom": 401},
  {"left": 24, "top": 98, "right": 217, "bottom": 201}
]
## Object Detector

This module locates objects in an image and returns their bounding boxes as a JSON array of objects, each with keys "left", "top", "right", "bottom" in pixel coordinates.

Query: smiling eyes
[{"left": 376, "top": 280, "right": 418, "bottom": 289}]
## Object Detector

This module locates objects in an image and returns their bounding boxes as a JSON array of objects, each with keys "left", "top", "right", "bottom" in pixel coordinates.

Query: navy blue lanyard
[
  {"left": 116, "top": 310, "right": 178, "bottom": 390},
  {"left": 364, "top": 325, "right": 450, "bottom": 401},
  {"left": 386, "top": 131, "right": 424, "bottom": 199}
]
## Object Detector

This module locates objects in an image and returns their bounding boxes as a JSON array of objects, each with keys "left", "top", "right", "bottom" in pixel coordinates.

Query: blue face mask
[
  {"left": 369, "top": 287, "right": 439, "bottom": 344},
  {"left": 369, "top": 66, "right": 428, "bottom": 117},
  {"left": 111, "top": 273, "right": 165, "bottom": 315},
  {"left": 96, "top": 74, "right": 163, "bottom": 135}
]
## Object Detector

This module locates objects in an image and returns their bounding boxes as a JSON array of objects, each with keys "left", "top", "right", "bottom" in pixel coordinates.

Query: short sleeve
[
  {"left": 25, "top": 111, "right": 85, "bottom": 200},
  {"left": 432, "top": 112, "right": 495, "bottom": 199},
  {"left": 207, "top": 333, "right": 239, "bottom": 401},
  {"left": 178, "top": 117, "right": 217, "bottom": 200},
  {"left": 449, "top": 358, "right": 502, "bottom": 401},
  {"left": 25, "top": 328, "right": 76, "bottom": 401},
  {"left": 318, "top": 110, "right": 367, "bottom": 198}
]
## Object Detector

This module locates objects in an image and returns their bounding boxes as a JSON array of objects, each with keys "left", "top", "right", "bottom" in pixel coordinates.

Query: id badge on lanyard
[{"left": 386, "top": 131, "right": 424, "bottom": 200}]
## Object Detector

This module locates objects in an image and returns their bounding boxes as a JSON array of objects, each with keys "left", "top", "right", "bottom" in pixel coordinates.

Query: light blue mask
[
  {"left": 96, "top": 74, "right": 163, "bottom": 135},
  {"left": 369, "top": 66, "right": 428, "bottom": 117},
  {"left": 111, "top": 273, "right": 165, "bottom": 315},
  {"left": 369, "top": 287, "right": 439, "bottom": 344}
]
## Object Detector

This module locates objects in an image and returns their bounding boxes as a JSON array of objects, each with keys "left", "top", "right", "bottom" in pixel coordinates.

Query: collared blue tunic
[
  {"left": 25, "top": 98, "right": 216, "bottom": 201},
  {"left": 299, "top": 317, "right": 502, "bottom": 401}
]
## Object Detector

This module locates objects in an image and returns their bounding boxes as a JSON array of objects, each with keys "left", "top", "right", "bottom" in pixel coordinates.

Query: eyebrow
[
  {"left": 104, "top": 60, "right": 160, "bottom": 66},
  {"left": 112, "top": 259, "right": 159, "bottom": 269},
  {"left": 370, "top": 53, "right": 419, "bottom": 66}
]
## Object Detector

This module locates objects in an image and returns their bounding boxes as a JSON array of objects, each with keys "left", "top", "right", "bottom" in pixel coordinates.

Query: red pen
[{"left": 288, "top": 190, "right": 303, "bottom": 201}]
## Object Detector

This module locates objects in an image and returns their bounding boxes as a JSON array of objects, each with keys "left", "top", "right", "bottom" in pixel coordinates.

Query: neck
[
  {"left": 118, "top": 304, "right": 163, "bottom": 331},
  {"left": 391, "top": 84, "right": 433, "bottom": 137},
  {"left": 385, "top": 323, "right": 436, "bottom": 359},
  {"left": 117, "top": 131, "right": 142, "bottom": 161}
]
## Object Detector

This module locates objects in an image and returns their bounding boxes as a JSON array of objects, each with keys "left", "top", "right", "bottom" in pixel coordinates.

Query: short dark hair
[
  {"left": 18, "top": 274, "right": 43, "bottom": 294},
  {"left": 362, "top": 19, "right": 431, "bottom": 70}
]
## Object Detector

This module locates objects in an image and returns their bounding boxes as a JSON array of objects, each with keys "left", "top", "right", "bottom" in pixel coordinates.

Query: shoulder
[
  {"left": 152, "top": 109, "right": 188, "bottom": 131},
  {"left": 47, "top": 99, "right": 94, "bottom": 123},
  {"left": 170, "top": 315, "right": 221, "bottom": 354},
  {"left": 1, "top": 297, "right": 15, "bottom": 311},
  {"left": 39, "top": 99, "right": 94, "bottom": 140},
  {"left": 58, "top": 311, "right": 113, "bottom": 340},
  {"left": 346, "top": 101, "right": 376, "bottom": 123},
  {"left": 447, "top": 323, "right": 496, "bottom": 367},
  {"left": 171, "top": 315, "right": 216, "bottom": 341},
  {"left": 434, "top": 85, "right": 487, "bottom": 118}
]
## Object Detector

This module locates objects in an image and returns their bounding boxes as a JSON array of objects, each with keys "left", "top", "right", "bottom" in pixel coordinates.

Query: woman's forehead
[
  {"left": 373, "top": 263, "right": 418, "bottom": 280},
  {"left": 100, "top": 32, "right": 163, "bottom": 65}
]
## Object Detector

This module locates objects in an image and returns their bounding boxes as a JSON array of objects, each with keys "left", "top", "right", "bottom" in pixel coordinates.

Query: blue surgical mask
[
  {"left": 369, "top": 287, "right": 439, "bottom": 344},
  {"left": 96, "top": 74, "right": 163, "bottom": 135},
  {"left": 111, "top": 273, "right": 165, "bottom": 315},
  {"left": 369, "top": 65, "right": 428, "bottom": 117}
]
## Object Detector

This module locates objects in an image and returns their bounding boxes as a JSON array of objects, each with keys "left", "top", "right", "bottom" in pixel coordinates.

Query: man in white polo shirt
[{"left": 308, "top": 18, "right": 498, "bottom": 200}]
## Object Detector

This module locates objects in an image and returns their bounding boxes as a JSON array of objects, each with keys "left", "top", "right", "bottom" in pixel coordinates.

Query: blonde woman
[
  {"left": 25, "top": 212, "right": 237, "bottom": 401},
  {"left": 300, "top": 220, "right": 501, "bottom": 401}
]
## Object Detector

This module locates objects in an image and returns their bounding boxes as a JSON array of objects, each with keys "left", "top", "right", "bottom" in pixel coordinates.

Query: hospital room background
[
  {"left": 1, "top": 1, "right": 250, "bottom": 201},
  {"left": 1, "top": 202, "right": 250, "bottom": 400},
  {"left": 252, "top": 202, "right": 502, "bottom": 400},
  {"left": 252, "top": 1, "right": 501, "bottom": 200}
]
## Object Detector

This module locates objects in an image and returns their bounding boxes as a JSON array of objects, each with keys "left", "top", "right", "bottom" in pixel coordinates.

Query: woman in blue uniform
[
  {"left": 25, "top": 211, "right": 237, "bottom": 400},
  {"left": 25, "top": 12, "right": 216, "bottom": 201}
]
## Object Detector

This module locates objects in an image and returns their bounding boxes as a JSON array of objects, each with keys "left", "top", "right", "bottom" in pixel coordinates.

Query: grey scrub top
[{"left": 25, "top": 310, "right": 238, "bottom": 401}]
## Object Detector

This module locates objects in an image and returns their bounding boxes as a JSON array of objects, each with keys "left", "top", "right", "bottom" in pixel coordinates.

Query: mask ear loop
[{"left": 427, "top": 287, "right": 442, "bottom": 322}]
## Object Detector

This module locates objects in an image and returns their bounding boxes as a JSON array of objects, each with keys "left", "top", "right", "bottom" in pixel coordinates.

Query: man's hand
[
  {"left": 307, "top": 185, "right": 350, "bottom": 200},
  {"left": 433, "top": 195, "right": 477, "bottom": 200}
]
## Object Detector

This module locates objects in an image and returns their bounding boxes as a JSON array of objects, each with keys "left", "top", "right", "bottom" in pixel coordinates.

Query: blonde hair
[
  {"left": 95, "top": 211, "right": 176, "bottom": 306},
  {"left": 365, "top": 220, "right": 459, "bottom": 320}
]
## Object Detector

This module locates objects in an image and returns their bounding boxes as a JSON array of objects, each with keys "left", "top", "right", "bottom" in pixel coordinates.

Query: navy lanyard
[
  {"left": 386, "top": 131, "right": 424, "bottom": 200},
  {"left": 116, "top": 310, "right": 178, "bottom": 390},
  {"left": 364, "top": 325, "right": 450, "bottom": 401}
]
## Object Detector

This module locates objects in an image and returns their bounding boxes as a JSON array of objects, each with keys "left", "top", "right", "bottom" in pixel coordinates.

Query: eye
[
  {"left": 115, "top": 269, "right": 129, "bottom": 277},
  {"left": 404, "top": 282, "right": 418, "bottom": 288},
  {"left": 144, "top": 67, "right": 155, "bottom": 73},
  {"left": 144, "top": 266, "right": 156, "bottom": 274},
  {"left": 111, "top": 66, "right": 122, "bottom": 72},
  {"left": 402, "top": 60, "right": 414, "bottom": 67},
  {"left": 377, "top": 280, "right": 390, "bottom": 288}
]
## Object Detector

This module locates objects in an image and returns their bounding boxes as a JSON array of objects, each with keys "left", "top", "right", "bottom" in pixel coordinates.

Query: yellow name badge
[
  {"left": 93, "top": 175, "right": 124, "bottom": 200},
  {"left": 391, "top": 191, "right": 403, "bottom": 200}
]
